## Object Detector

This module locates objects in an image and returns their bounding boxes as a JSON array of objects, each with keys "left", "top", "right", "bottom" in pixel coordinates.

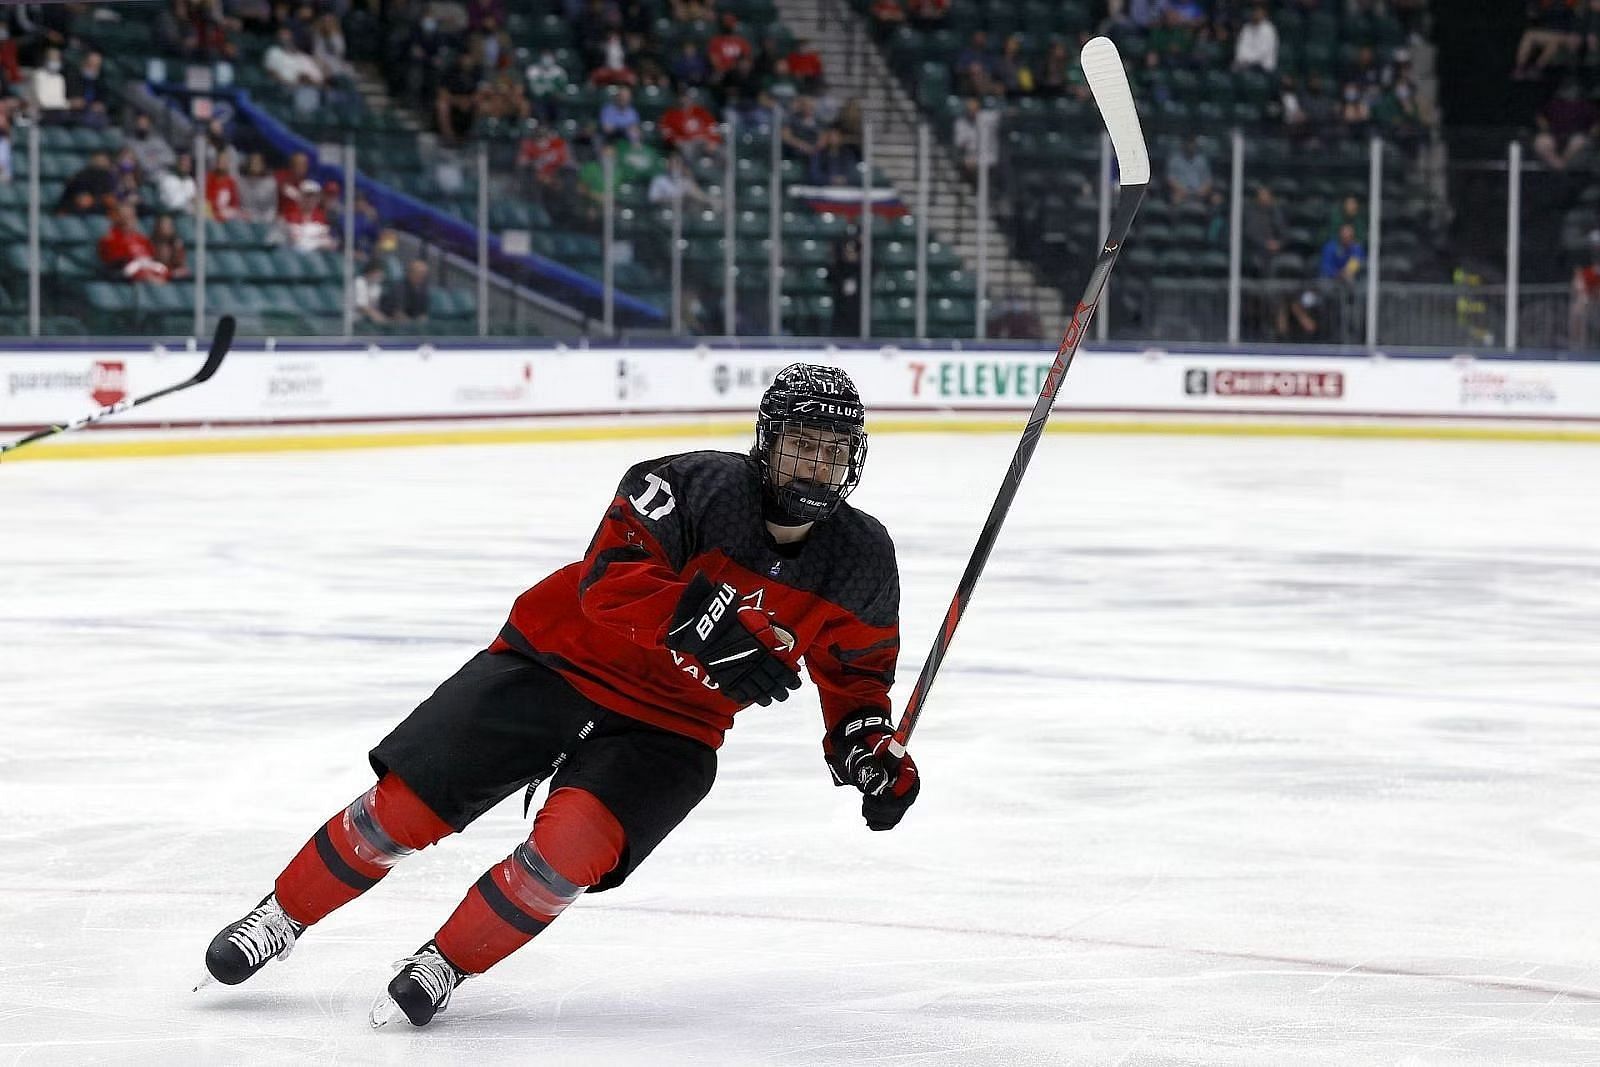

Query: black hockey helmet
[{"left": 754, "top": 363, "right": 868, "bottom": 524}]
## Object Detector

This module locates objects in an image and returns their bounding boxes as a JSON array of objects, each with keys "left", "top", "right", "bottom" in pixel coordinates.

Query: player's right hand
[{"left": 665, "top": 575, "right": 801, "bottom": 706}]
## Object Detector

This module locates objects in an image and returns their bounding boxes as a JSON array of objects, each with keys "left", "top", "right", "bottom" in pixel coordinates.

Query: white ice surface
[{"left": 3, "top": 431, "right": 1600, "bottom": 1066}]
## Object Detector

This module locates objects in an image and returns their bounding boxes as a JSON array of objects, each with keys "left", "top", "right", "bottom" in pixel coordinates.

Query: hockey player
[{"left": 199, "top": 364, "right": 919, "bottom": 1028}]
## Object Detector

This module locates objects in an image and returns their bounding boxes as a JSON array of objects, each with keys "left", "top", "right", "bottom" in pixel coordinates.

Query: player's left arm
[{"left": 810, "top": 574, "right": 920, "bottom": 831}]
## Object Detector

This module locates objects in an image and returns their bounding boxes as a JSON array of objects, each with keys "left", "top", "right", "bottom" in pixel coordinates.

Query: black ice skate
[
  {"left": 370, "top": 940, "right": 468, "bottom": 1028},
  {"left": 197, "top": 893, "right": 304, "bottom": 989}
]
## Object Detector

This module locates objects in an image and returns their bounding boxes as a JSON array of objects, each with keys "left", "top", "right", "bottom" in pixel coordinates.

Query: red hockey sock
[
  {"left": 433, "top": 787, "right": 625, "bottom": 975},
  {"left": 274, "top": 773, "right": 453, "bottom": 928}
]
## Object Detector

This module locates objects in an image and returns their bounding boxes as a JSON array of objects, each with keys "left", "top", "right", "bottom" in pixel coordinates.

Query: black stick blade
[{"left": 194, "top": 315, "right": 236, "bottom": 384}]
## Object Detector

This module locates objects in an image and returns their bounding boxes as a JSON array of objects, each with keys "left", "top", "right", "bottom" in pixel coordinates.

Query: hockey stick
[
  {"left": 0, "top": 314, "right": 236, "bottom": 459},
  {"left": 892, "top": 38, "right": 1148, "bottom": 751}
]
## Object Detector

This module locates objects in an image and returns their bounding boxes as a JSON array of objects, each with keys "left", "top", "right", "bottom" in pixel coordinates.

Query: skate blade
[{"left": 369, "top": 992, "right": 405, "bottom": 1029}]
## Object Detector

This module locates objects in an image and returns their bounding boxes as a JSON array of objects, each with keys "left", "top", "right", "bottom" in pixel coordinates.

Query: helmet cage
[{"left": 754, "top": 366, "right": 868, "bottom": 523}]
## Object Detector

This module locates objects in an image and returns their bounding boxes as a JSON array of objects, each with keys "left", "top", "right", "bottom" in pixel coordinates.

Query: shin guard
[
  {"left": 275, "top": 774, "right": 453, "bottom": 927},
  {"left": 433, "top": 787, "right": 624, "bottom": 975}
]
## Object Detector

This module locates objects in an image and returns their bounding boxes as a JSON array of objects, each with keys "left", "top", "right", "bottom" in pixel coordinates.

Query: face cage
[{"left": 759, "top": 417, "right": 868, "bottom": 522}]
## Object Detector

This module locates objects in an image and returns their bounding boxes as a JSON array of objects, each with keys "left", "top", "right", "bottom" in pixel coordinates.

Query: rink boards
[{"left": 4, "top": 344, "right": 1600, "bottom": 456}]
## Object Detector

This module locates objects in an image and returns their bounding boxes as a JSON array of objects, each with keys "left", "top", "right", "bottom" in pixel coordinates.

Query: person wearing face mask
[
  {"left": 127, "top": 111, "right": 177, "bottom": 176},
  {"left": 30, "top": 47, "right": 68, "bottom": 122}
]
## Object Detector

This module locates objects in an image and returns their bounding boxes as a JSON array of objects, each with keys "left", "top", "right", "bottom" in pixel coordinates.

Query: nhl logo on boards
[
  {"left": 91, "top": 361, "right": 127, "bottom": 407},
  {"left": 1183, "top": 368, "right": 1209, "bottom": 396}
]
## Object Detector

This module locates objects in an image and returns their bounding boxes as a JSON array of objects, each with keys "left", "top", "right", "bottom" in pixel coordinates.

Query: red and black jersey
[{"left": 489, "top": 450, "right": 900, "bottom": 750}]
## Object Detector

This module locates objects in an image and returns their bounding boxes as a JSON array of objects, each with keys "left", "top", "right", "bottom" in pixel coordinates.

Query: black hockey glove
[
  {"left": 824, "top": 711, "right": 920, "bottom": 831},
  {"left": 665, "top": 574, "right": 801, "bottom": 707}
]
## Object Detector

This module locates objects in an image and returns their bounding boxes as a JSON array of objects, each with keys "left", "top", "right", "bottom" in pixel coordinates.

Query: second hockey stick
[
  {"left": 892, "top": 38, "right": 1149, "bottom": 751},
  {"left": 1, "top": 315, "right": 236, "bottom": 460}
]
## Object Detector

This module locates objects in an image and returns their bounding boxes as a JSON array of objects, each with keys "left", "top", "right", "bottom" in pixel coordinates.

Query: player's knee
[
  {"left": 343, "top": 773, "right": 454, "bottom": 867},
  {"left": 529, "top": 787, "right": 626, "bottom": 888}
]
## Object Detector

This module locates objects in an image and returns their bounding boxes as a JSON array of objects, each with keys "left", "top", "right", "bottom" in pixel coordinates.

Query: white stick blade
[{"left": 1080, "top": 37, "right": 1150, "bottom": 186}]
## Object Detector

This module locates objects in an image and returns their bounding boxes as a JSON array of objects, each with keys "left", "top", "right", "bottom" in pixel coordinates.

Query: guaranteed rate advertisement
[{"left": 3, "top": 346, "right": 1600, "bottom": 430}]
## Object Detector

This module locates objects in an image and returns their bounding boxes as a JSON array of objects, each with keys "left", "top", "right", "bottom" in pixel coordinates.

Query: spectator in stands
[
  {"left": 906, "top": 0, "right": 951, "bottom": 30},
  {"left": 380, "top": 258, "right": 431, "bottom": 322},
  {"left": 599, "top": 86, "right": 641, "bottom": 144},
  {"left": 65, "top": 50, "right": 108, "bottom": 128},
  {"left": 265, "top": 26, "right": 323, "bottom": 89},
  {"left": 1325, "top": 195, "right": 1367, "bottom": 246},
  {"left": 870, "top": 0, "right": 907, "bottom": 33},
  {"left": 577, "top": 144, "right": 623, "bottom": 222},
  {"left": 402, "top": 14, "right": 448, "bottom": 104},
  {"left": 1234, "top": 5, "right": 1278, "bottom": 72},
  {"left": 516, "top": 118, "right": 575, "bottom": 196},
  {"left": 1568, "top": 238, "right": 1600, "bottom": 348},
  {"left": 30, "top": 47, "right": 68, "bottom": 123},
  {"left": 158, "top": 152, "right": 199, "bottom": 214},
  {"left": 1039, "top": 39, "right": 1072, "bottom": 97},
  {"left": 354, "top": 260, "right": 387, "bottom": 324},
  {"left": 661, "top": 89, "right": 721, "bottom": 159},
  {"left": 56, "top": 152, "right": 117, "bottom": 216},
  {"left": 111, "top": 146, "right": 142, "bottom": 207},
  {"left": 720, "top": 53, "right": 765, "bottom": 109},
  {"left": 274, "top": 152, "right": 315, "bottom": 216},
  {"left": 525, "top": 49, "right": 569, "bottom": 122},
  {"left": 616, "top": 126, "right": 662, "bottom": 184},
  {"left": 0, "top": 114, "right": 11, "bottom": 184},
  {"left": 829, "top": 233, "right": 862, "bottom": 337},
  {"left": 1319, "top": 223, "right": 1366, "bottom": 282},
  {"left": 1515, "top": 0, "right": 1582, "bottom": 80},
  {"left": 648, "top": 152, "right": 713, "bottom": 208},
  {"left": 787, "top": 38, "right": 824, "bottom": 93},
  {"left": 782, "top": 94, "right": 822, "bottom": 162},
  {"left": 954, "top": 32, "right": 996, "bottom": 98},
  {"left": 479, "top": 67, "right": 532, "bottom": 125},
  {"left": 669, "top": 40, "right": 711, "bottom": 91},
  {"left": 1242, "top": 184, "right": 1287, "bottom": 277},
  {"left": 1278, "top": 74, "right": 1309, "bottom": 139},
  {"left": 127, "top": 112, "right": 176, "bottom": 176},
  {"left": 994, "top": 34, "right": 1034, "bottom": 97},
  {"left": 436, "top": 49, "right": 483, "bottom": 144},
  {"left": 707, "top": 15, "right": 753, "bottom": 78},
  {"left": 150, "top": 214, "right": 191, "bottom": 280},
  {"left": 953, "top": 96, "right": 997, "bottom": 181},
  {"left": 590, "top": 30, "right": 636, "bottom": 87},
  {"left": 98, "top": 202, "right": 170, "bottom": 284},
  {"left": 282, "top": 178, "right": 335, "bottom": 252},
  {"left": 1300, "top": 72, "right": 1338, "bottom": 139},
  {"left": 183, "top": 0, "right": 238, "bottom": 61},
  {"left": 1149, "top": 8, "right": 1196, "bottom": 67},
  {"left": 205, "top": 150, "right": 242, "bottom": 221},
  {"left": 1165, "top": 136, "right": 1213, "bottom": 204},
  {"left": 239, "top": 152, "right": 278, "bottom": 223},
  {"left": 1534, "top": 77, "right": 1596, "bottom": 170},
  {"left": 348, "top": 190, "right": 382, "bottom": 260},
  {"left": 1275, "top": 286, "right": 1325, "bottom": 342},
  {"left": 1337, "top": 81, "right": 1372, "bottom": 136},
  {"left": 809, "top": 127, "right": 859, "bottom": 186}
]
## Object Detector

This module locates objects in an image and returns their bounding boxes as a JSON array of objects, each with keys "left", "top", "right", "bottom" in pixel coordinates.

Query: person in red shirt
[
  {"left": 660, "top": 89, "right": 722, "bottom": 159},
  {"left": 274, "top": 151, "right": 312, "bottom": 217},
  {"left": 871, "top": 0, "right": 907, "bottom": 30},
  {"left": 199, "top": 365, "right": 919, "bottom": 1029},
  {"left": 706, "top": 13, "right": 752, "bottom": 73},
  {"left": 205, "top": 153, "right": 241, "bottom": 221},
  {"left": 97, "top": 202, "right": 169, "bottom": 283},
  {"left": 786, "top": 37, "right": 824, "bottom": 90},
  {"left": 515, "top": 118, "right": 573, "bottom": 189}
]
